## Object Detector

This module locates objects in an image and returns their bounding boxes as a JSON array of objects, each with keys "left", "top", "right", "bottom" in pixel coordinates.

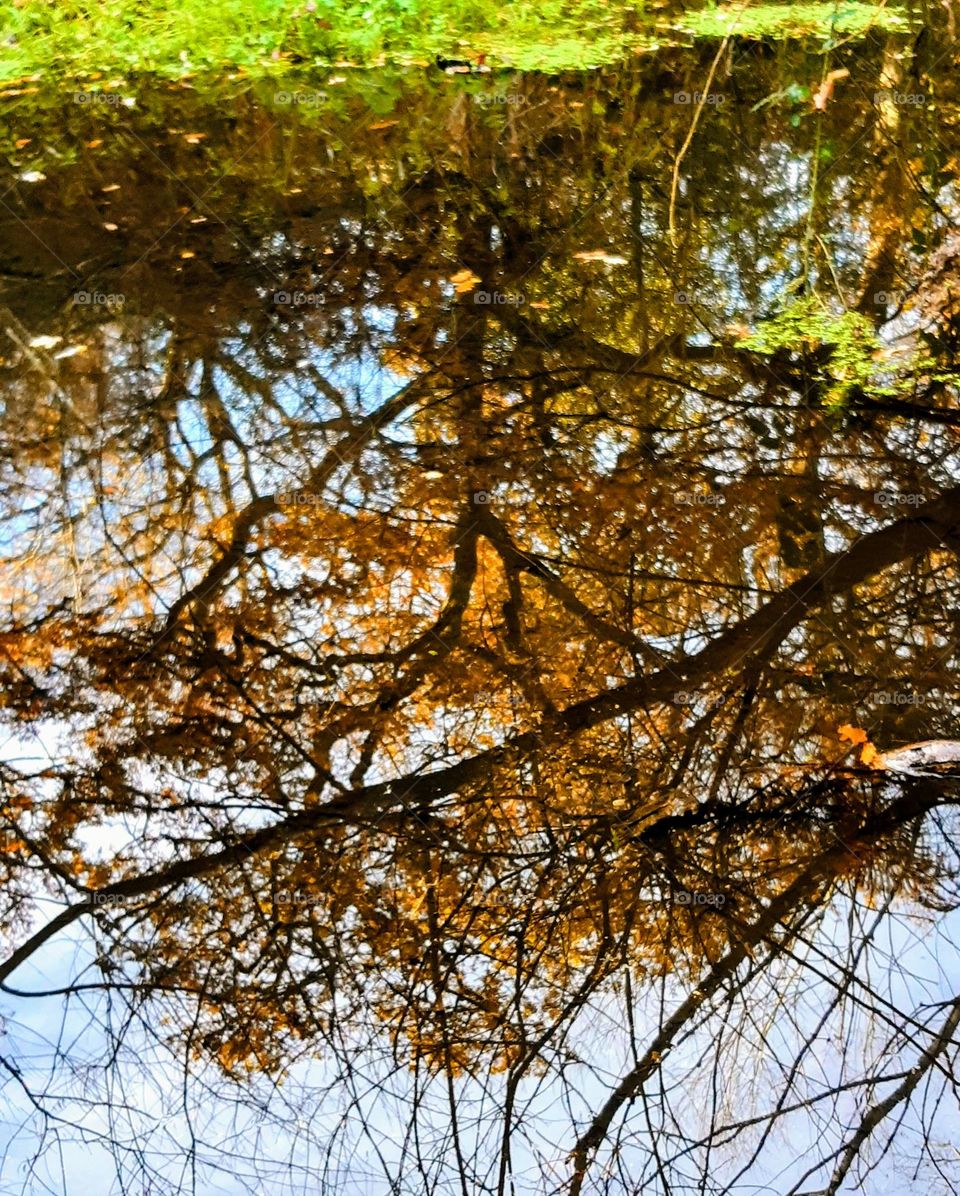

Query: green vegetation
[
  {"left": 680, "top": 2, "right": 909, "bottom": 41},
  {"left": 1, "top": 0, "right": 648, "bottom": 82},
  {"left": 0, "top": 0, "right": 910, "bottom": 84},
  {"left": 740, "top": 294, "right": 887, "bottom": 409}
]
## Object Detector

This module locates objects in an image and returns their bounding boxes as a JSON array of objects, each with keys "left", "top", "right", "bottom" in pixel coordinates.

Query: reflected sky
[{"left": 2, "top": 43, "right": 960, "bottom": 1195}]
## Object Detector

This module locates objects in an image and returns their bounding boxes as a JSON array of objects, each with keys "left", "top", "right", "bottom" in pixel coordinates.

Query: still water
[{"left": 1, "top": 38, "right": 960, "bottom": 1196}]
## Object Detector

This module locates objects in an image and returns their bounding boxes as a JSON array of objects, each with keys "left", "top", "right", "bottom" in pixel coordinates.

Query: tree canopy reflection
[{"left": 2, "top": 42, "right": 960, "bottom": 1194}]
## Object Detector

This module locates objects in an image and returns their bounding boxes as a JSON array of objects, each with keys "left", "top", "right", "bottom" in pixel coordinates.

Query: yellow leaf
[
  {"left": 860, "top": 742, "right": 882, "bottom": 768},
  {"left": 449, "top": 268, "right": 481, "bottom": 293},
  {"left": 838, "top": 723, "right": 868, "bottom": 746}
]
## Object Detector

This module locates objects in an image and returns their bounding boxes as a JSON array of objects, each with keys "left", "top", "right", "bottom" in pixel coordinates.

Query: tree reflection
[{"left": 1, "top": 43, "right": 960, "bottom": 1194}]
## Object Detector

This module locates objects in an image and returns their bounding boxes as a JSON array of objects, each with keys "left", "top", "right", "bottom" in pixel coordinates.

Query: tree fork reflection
[{"left": 3, "top": 485, "right": 959, "bottom": 978}]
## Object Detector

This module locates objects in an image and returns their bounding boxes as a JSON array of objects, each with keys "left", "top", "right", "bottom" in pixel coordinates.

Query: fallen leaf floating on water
[
  {"left": 53, "top": 345, "right": 88, "bottom": 360},
  {"left": 449, "top": 268, "right": 481, "bottom": 293},
  {"left": 838, "top": 723, "right": 880, "bottom": 767},
  {"left": 813, "top": 68, "right": 850, "bottom": 111},
  {"left": 574, "top": 249, "right": 629, "bottom": 266},
  {"left": 28, "top": 335, "right": 62, "bottom": 350},
  {"left": 860, "top": 742, "right": 880, "bottom": 768},
  {"left": 872, "top": 740, "right": 960, "bottom": 777},
  {"left": 18, "top": 170, "right": 45, "bottom": 183},
  {"left": 103, "top": 222, "right": 119, "bottom": 231}
]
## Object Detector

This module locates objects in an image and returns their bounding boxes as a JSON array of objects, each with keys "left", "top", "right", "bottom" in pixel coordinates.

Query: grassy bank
[{"left": 0, "top": 0, "right": 911, "bottom": 84}]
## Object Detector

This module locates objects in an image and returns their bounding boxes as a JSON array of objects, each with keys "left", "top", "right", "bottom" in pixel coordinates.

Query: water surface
[{"left": 2, "top": 40, "right": 960, "bottom": 1196}]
